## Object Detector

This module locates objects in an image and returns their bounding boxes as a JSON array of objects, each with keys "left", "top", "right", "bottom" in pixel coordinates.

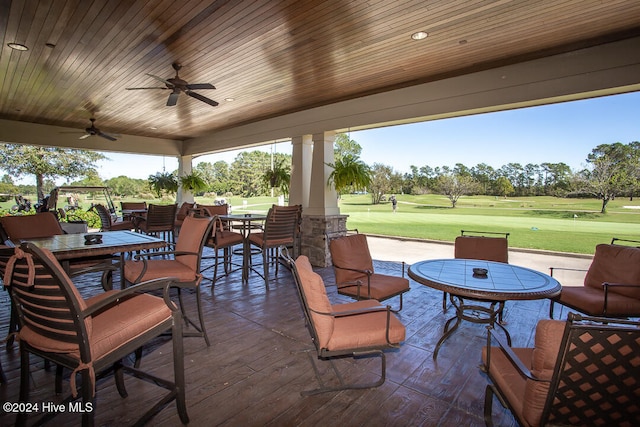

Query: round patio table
[{"left": 408, "top": 259, "right": 561, "bottom": 360}]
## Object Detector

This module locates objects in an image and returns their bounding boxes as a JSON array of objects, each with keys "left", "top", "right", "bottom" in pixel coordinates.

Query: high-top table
[
  {"left": 408, "top": 259, "right": 561, "bottom": 360},
  {"left": 219, "top": 214, "right": 267, "bottom": 283},
  {"left": 20, "top": 230, "right": 167, "bottom": 288}
]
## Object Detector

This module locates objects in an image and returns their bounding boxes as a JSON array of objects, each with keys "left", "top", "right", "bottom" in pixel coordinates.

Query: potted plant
[
  {"left": 148, "top": 171, "right": 178, "bottom": 197},
  {"left": 262, "top": 160, "right": 291, "bottom": 196},
  {"left": 326, "top": 154, "right": 372, "bottom": 196},
  {"left": 179, "top": 171, "right": 208, "bottom": 194}
]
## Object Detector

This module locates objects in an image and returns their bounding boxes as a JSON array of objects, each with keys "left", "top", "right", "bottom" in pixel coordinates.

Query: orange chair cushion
[
  {"left": 454, "top": 236, "right": 508, "bottom": 263},
  {"left": 481, "top": 320, "right": 565, "bottom": 427},
  {"left": 524, "top": 319, "right": 566, "bottom": 426},
  {"left": 328, "top": 299, "right": 406, "bottom": 351},
  {"left": 0, "top": 212, "right": 63, "bottom": 240},
  {"left": 209, "top": 230, "right": 244, "bottom": 248},
  {"left": 338, "top": 273, "right": 409, "bottom": 301},
  {"left": 295, "top": 256, "right": 334, "bottom": 348},
  {"left": 329, "top": 234, "right": 374, "bottom": 283},
  {"left": 584, "top": 244, "right": 640, "bottom": 299},
  {"left": 174, "top": 215, "right": 211, "bottom": 268},
  {"left": 124, "top": 259, "right": 197, "bottom": 283}
]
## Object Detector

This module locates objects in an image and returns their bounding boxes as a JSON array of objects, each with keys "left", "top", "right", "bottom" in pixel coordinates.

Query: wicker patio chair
[
  {"left": 284, "top": 250, "right": 406, "bottom": 395},
  {"left": 91, "top": 203, "right": 135, "bottom": 231},
  {"left": 4, "top": 242, "right": 189, "bottom": 426},
  {"left": 482, "top": 312, "right": 640, "bottom": 426},
  {"left": 248, "top": 204, "right": 302, "bottom": 287}
]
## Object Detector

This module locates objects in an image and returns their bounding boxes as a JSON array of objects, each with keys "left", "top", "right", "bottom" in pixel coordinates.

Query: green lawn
[
  {"left": 4, "top": 193, "right": 639, "bottom": 255},
  {"left": 336, "top": 194, "right": 640, "bottom": 255}
]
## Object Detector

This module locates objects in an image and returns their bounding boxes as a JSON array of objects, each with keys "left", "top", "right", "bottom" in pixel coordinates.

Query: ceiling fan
[
  {"left": 72, "top": 118, "right": 118, "bottom": 141},
  {"left": 126, "top": 62, "right": 218, "bottom": 107}
]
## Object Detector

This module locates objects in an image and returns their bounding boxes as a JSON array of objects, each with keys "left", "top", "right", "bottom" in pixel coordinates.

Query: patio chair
[
  {"left": 549, "top": 239, "right": 640, "bottom": 318},
  {"left": 174, "top": 201, "right": 195, "bottom": 235},
  {"left": 197, "top": 205, "right": 245, "bottom": 288},
  {"left": 328, "top": 232, "right": 409, "bottom": 311},
  {"left": 249, "top": 204, "right": 302, "bottom": 287},
  {"left": 123, "top": 215, "right": 214, "bottom": 346},
  {"left": 284, "top": 251, "right": 406, "bottom": 395},
  {"left": 91, "top": 203, "right": 135, "bottom": 231},
  {"left": 4, "top": 242, "right": 189, "bottom": 426},
  {"left": 451, "top": 230, "right": 509, "bottom": 316},
  {"left": 482, "top": 312, "right": 640, "bottom": 427},
  {"left": 135, "top": 203, "right": 178, "bottom": 242},
  {"left": 120, "top": 201, "right": 147, "bottom": 221},
  {"left": 0, "top": 212, "right": 118, "bottom": 291}
]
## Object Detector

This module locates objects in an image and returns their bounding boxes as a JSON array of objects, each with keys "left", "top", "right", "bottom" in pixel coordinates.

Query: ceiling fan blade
[
  {"left": 125, "top": 87, "right": 167, "bottom": 90},
  {"left": 78, "top": 133, "right": 91, "bottom": 140},
  {"left": 186, "top": 83, "right": 215, "bottom": 90},
  {"left": 167, "top": 91, "right": 180, "bottom": 106},
  {"left": 98, "top": 131, "right": 117, "bottom": 141},
  {"left": 187, "top": 91, "right": 219, "bottom": 107},
  {"left": 147, "top": 73, "right": 174, "bottom": 87}
]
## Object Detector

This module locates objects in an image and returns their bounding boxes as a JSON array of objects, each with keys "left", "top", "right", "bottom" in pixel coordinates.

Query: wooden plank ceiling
[{"left": 1, "top": 0, "right": 640, "bottom": 143}]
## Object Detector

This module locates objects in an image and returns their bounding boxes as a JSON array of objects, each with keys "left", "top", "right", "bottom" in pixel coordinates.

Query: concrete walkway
[{"left": 366, "top": 235, "right": 593, "bottom": 281}]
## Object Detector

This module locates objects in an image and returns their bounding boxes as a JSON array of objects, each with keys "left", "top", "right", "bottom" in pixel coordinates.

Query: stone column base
[{"left": 300, "top": 214, "right": 348, "bottom": 267}]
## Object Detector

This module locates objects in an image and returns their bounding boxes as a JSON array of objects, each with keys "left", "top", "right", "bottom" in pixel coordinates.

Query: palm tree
[{"left": 326, "top": 154, "right": 372, "bottom": 196}]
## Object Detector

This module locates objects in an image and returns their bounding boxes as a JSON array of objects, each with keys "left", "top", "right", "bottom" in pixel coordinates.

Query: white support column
[
  {"left": 289, "top": 135, "right": 312, "bottom": 209},
  {"left": 177, "top": 154, "right": 194, "bottom": 205},
  {"left": 306, "top": 131, "right": 339, "bottom": 216}
]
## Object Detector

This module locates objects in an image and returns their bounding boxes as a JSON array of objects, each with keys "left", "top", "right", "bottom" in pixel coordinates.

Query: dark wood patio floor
[{"left": 0, "top": 248, "right": 568, "bottom": 426}]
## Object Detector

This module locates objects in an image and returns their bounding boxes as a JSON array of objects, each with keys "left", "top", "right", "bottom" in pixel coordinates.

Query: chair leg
[
  {"left": 262, "top": 248, "right": 269, "bottom": 288},
  {"left": 442, "top": 292, "right": 447, "bottom": 311},
  {"left": 55, "top": 364, "right": 64, "bottom": 394},
  {"left": 172, "top": 314, "right": 190, "bottom": 424},
  {"left": 484, "top": 384, "right": 496, "bottom": 427},
  {"left": 17, "top": 347, "right": 30, "bottom": 427},
  {"left": 114, "top": 361, "right": 128, "bottom": 398},
  {"left": 549, "top": 300, "right": 555, "bottom": 318},
  {"left": 81, "top": 366, "right": 96, "bottom": 427},
  {"left": 194, "top": 286, "right": 210, "bottom": 346}
]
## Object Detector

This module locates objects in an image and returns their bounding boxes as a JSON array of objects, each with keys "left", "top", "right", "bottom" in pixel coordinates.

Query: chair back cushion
[
  {"left": 176, "top": 202, "right": 195, "bottom": 221},
  {"left": 523, "top": 319, "right": 566, "bottom": 426},
  {"left": 294, "top": 255, "right": 334, "bottom": 348},
  {"left": 584, "top": 244, "right": 640, "bottom": 299},
  {"left": 454, "top": 236, "right": 508, "bottom": 263},
  {"left": 197, "top": 204, "right": 228, "bottom": 217},
  {"left": 329, "top": 233, "right": 374, "bottom": 283},
  {"left": 175, "top": 215, "right": 213, "bottom": 270},
  {"left": 4, "top": 244, "right": 91, "bottom": 354},
  {"left": 0, "top": 212, "right": 64, "bottom": 241}
]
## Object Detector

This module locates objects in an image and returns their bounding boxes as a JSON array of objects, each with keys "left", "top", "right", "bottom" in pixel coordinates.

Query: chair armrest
[
  {"left": 602, "top": 282, "right": 640, "bottom": 314},
  {"left": 311, "top": 304, "right": 397, "bottom": 345},
  {"left": 133, "top": 250, "right": 198, "bottom": 260},
  {"left": 484, "top": 326, "right": 548, "bottom": 383},
  {"left": 336, "top": 279, "right": 366, "bottom": 298},
  {"left": 549, "top": 266, "right": 587, "bottom": 277},
  {"left": 333, "top": 263, "right": 373, "bottom": 276},
  {"left": 81, "top": 276, "right": 180, "bottom": 317}
]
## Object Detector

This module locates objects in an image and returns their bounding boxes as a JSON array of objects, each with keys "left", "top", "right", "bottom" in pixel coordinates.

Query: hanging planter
[
  {"left": 179, "top": 171, "right": 208, "bottom": 193},
  {"left": 262, "top": 160, "right": 291, "bottom": 195},
  {"left": 326, "top": 154, "right": 372, "bottom": 195},
  {"left": 148, "top": 171, "right": 178, "bottom": 197}
]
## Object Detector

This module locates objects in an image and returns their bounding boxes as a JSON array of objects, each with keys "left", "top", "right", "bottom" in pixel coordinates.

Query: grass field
[{"left": 3, "top": 193, "right": 639, "bottom": 255}]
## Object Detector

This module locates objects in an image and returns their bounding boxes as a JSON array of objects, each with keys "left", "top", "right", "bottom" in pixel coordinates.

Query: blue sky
[{"left": 22, "top": 90, "right": 639, "bottom": 184}]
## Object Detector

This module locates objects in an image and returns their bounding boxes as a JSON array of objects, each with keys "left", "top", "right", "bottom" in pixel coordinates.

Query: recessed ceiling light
[
  {"left": 411, "top": 31, "right": 428, "bottom": 41},
  {"left": 224, "top": 97, "right": 235, "bottom": 102},
  {"left": 7, "top": 42, "right": 28, "bottom": 51}
]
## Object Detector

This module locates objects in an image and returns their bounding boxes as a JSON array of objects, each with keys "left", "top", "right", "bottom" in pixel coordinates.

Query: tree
[
  {"left": 326, "top": 154, "right": 372, "bottom": 196},
  {"left": 333, "top": 133, "right": 362, "bottom": 163},
  {"left": 369, "top": 163, "right": 394, "bottom": 204},
  {"left": 0, "top": 143, "right": 106, "bottom": 201},
  {"left": 581, "top": 142, "right": 638, "bottom": 213},
  {"left": 494, "top": 176, "right": 514, "bottom": 198},
  {"left": 437, "top": 174, "right": 479, "bottom": 208}
]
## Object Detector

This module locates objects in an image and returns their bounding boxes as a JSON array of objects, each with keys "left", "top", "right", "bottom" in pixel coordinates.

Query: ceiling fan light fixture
[
  {"left": 7, "top": 42, "right": 28, "bottom": 51},
  {"left": 411, "top": 31, "right": 428, "bottom": 41}
]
